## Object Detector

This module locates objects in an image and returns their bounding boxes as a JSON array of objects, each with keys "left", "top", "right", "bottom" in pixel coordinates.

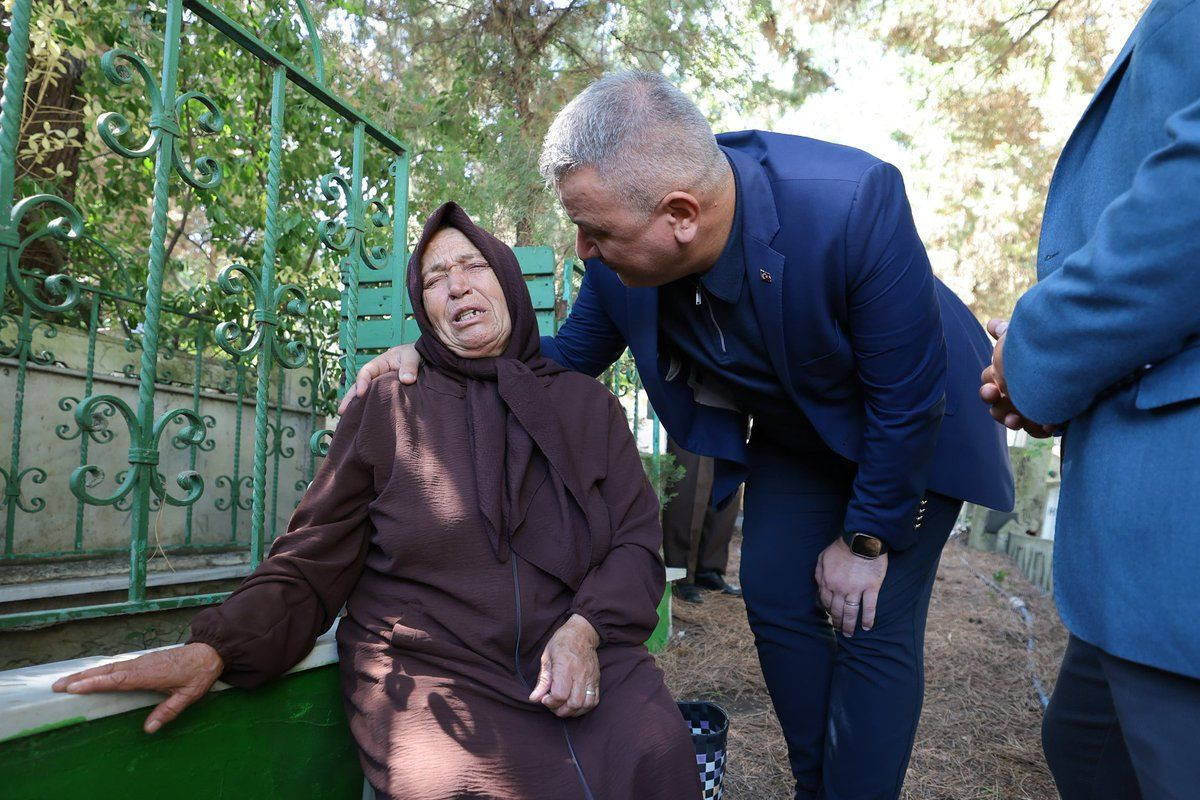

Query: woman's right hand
[
  {"left": 51, "top": 642, "right": 225, "bottom": 734},
  {"left": 529, "top": 614, "right": 601, "bottom": 718},
  {"left": 338, "top": 344, "right": 422, "bottom": 414}
]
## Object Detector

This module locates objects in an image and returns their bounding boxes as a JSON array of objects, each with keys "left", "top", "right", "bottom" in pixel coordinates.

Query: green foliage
[
  {"left": 8, "top": 1, "right": 393, "bottom": 313},
  {"left": 794, "top": 0, "right": 1149, "bottom": 320},
  {"left": 641, "top": 450, "right": 686, "bottom": 510},
  {"left": 316, "top": 0, "right": 828, "bottom": 252},
  {"left": 3, "top": 1, "right": 396, "bottom": 421}
]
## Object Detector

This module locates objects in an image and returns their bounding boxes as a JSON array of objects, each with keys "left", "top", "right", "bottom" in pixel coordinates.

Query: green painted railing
[
  {"left": 0, "top": 258, "right": 338, "bottom": 562},
  {"left": 0, "top": 0, "right": 409, "bottom": 628}
]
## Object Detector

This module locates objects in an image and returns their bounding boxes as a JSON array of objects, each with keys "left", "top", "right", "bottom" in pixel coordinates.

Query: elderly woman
[{"left": 52, "top": 203, "right": 701, "bottom": 799}]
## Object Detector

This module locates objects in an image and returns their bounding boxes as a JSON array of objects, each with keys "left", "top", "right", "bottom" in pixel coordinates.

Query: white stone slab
[{"left": 0, "top": 618, "right": 341, "bottom": 743}]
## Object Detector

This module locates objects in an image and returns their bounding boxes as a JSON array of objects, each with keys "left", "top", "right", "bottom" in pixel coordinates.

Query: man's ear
[{"left": 660, "top": 191, "right": 702, "bottom": 245}]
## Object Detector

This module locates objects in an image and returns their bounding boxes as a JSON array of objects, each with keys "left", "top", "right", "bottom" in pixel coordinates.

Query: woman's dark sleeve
[
  {"left": 186, "top": 391, "right": 377, "bottom": 688},
  {"left": 569, "top": 395, "right": 666, "bottom": 647}
]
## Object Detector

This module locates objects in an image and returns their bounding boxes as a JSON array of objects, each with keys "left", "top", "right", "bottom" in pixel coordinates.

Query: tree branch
[
  {"left": 531, "top": 0, "right": 586, "bottom": 54},
  {"left": 165, "top": 205, "right": 191, "bottom": 262},
  {"left": 989, "top": 0, "right": 1068, "bottom": 74}
]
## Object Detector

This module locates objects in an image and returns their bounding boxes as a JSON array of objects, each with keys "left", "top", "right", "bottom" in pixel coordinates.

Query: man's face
[
  {"left": 555, "top": 166, "right": 688, "bottom": 287},
  {"left": 420, "top": 228, "right": 512, "bottom": 359}
]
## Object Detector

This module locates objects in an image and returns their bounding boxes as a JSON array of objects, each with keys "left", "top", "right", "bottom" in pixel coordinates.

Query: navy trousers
[
  {"left": 1043, "top": 634, "right": 1200, "bottom": 800},
  {"left": 739, "top": 433, "right": 961, "bottom": 800}
]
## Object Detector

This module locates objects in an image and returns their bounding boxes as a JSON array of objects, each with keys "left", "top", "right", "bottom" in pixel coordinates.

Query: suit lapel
[
  {"left": 1073, "top": 29, "right": 1138, "bottom": 136},
  {"left": 1038, "top": 15, "right": 1142, "bottom": 272},
  {"left": 722, "top": 146, "right": 794, "bottom": 394},
  {"left": 744, "top": 241, "right": 791, "bottom": 393}
]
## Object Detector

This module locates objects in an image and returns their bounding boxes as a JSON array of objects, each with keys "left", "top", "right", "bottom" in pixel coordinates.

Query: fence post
[
  {"left": 0, "top": 0, "right": 32, "bottom": 303},
  {"left": 125, "top": 0, "right": 187, "bottom": 602}
]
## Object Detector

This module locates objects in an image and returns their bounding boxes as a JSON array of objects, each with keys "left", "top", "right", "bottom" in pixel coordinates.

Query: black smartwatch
[{"left": 842, "top": 531, "right": 889, "bottom": 559}]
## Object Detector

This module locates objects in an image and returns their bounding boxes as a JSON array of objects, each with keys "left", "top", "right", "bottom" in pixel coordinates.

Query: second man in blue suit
[
  {"left": 982, "top": 2, "right": 1200, "bottom": 797},
  {"left": 350, "top": 72, "right": 1014, "bottom": 800}
]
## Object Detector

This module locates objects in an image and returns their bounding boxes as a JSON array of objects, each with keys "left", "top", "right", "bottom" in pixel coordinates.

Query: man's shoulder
[
  {"left": 717, "top": 129, "right": 884, "bottom": 184},
  {"left": 1137, "top": 0, "right": 1200, "bottom": 47}
]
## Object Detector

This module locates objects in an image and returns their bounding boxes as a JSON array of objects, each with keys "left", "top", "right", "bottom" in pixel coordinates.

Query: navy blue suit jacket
[
  {"left": 543, "top": 131, "right": 1014, "bottom": 548},
  {"left": 1004, "top": 0, "right": 1200, "bottom": 677}
]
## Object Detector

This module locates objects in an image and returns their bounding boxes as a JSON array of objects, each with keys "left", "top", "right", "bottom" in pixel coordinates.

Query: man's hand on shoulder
[
  {"left": 980, "top": 319, "right": 1057, "bottom": 438},
  {"left": 338, "top": 344, "right": 422, "bottom": 414}
]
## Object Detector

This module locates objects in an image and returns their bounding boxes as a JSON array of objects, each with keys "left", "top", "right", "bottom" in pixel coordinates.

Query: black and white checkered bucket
[{"left": 677, "top": 701, "right": 729, "bottom": 800}]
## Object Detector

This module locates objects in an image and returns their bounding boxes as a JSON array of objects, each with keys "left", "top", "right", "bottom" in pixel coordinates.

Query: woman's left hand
[{"left": 529, "top": 613, "right": 601, "bottom": 718}]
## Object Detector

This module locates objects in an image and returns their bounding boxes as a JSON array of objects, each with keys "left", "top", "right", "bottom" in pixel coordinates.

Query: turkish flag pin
[{"left": 759, "top": 269, "right": 773, "bottom": 283}]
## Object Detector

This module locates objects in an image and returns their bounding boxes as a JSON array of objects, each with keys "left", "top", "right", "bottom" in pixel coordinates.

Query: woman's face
[{"left": 420, "top": 227, "right": 513, "bottom": 359}]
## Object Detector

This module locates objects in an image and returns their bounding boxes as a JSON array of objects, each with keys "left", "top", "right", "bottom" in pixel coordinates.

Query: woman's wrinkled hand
[
  {"left": 51, "top": 642, "right": 225, "bottom": 734},
  {"left": 529, "top": 613, "right": 601, "bottom": 718},
  {"left": 338, "top": 344, "right": 422, "bottom": 414}
]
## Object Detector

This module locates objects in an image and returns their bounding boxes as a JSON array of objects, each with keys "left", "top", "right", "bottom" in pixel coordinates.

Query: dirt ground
[{"left": 657, "top": 533, "right": 1067, "bottom": 800}]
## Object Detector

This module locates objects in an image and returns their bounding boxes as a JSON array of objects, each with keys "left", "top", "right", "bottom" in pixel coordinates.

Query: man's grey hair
[{"left": 539, "top": 71, "right": 727, "bottom": 215}]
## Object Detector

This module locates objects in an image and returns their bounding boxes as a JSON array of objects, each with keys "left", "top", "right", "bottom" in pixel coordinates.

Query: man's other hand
[
  {"left": 980, "top": 318, "right": 1057, "bottom": 438},
  {"left": 338, "top": 344, "right": 422, "bottom": 414}
]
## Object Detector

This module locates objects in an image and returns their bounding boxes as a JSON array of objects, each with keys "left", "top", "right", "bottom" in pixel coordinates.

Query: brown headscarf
[{"left": 408, "top": 202, "right": 606, "bottom": 589}]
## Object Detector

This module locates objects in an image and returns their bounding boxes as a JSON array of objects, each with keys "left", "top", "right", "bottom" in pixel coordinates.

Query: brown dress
[{"left": 187, "top": 369, "right": 701, "bottom": 799}]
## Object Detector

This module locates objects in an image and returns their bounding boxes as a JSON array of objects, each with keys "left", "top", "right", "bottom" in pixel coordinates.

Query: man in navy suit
[
  {"left": 981, "top": 2, "right": 1200, "bottom": 797},
  {"left": 349, "top": 72, "right": 1014, "bottom": 799}
]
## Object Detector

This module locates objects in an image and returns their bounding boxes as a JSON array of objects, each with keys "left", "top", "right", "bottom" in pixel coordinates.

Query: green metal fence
[
  {"left": 0, "top": 0, "right": 410, "bottom": 628},
  {"left": 1, "top": 254, "right": 335, "bottom": 562}
]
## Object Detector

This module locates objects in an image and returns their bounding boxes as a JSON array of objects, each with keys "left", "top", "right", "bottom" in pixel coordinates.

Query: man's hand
[
  {"left": 338, "top": 344, "right": 422, "bottom": 414},
  {"left": 51, "top": 643, "right": 225, "bottom": 734},
  {"left": 980, "top": 318, "right": 1057, "bottom": 438},
  {"left": 528, "top": 613, "right": 601, "bottom": 718},
  {"left": 815, "top": 538, "right": 887, "bottom": 637}
]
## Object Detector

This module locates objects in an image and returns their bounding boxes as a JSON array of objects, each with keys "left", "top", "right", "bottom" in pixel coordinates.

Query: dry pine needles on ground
[{"left": 656, "top": 534, "right": 1066, "bottom": 800}]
